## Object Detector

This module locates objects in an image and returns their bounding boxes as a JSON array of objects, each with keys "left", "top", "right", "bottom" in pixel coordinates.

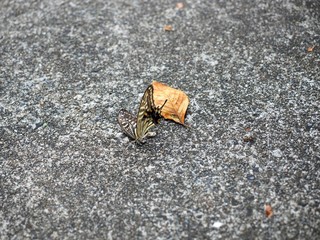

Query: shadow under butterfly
[{"left": 117, "top": 85, "right": 167, "bottom": 144}]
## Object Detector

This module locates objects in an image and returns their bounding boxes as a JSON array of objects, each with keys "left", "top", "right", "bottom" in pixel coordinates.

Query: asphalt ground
[{"left": 1, "top": 0, "right": 319, "bottom": 239}]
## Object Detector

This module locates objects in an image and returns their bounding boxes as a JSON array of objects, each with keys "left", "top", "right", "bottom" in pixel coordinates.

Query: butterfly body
[{"left": 117, "top": 85, "right": 166, "bottom": 144}]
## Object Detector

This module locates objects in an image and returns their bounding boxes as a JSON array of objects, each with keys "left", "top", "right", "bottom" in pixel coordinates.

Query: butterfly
[{"left": 117, "top": 85, "right": 167, "bottom": 144}]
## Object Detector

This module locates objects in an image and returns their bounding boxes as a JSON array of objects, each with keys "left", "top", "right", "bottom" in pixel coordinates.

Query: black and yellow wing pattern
[{"left": 117, "top": 85, "right": 167, "bottom": 144}]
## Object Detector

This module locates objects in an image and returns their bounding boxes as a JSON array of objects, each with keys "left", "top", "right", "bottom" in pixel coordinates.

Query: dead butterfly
[{"left": 117, "top": 85, "right": 167, "bottom": 144}]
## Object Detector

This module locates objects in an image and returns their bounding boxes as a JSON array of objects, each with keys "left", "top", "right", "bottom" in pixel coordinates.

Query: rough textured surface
[{"left": 1, "top": 0, "right": 319, "bottom": 239}]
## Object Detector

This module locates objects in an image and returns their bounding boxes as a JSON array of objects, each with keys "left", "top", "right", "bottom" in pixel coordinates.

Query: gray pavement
[{"left": 1, "top": 0, "right": 319, "bottom": 239}]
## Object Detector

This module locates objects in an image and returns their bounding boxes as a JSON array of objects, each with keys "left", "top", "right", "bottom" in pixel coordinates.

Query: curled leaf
[
  {"left": 265, "top": 204, "right": 273, "bottom": 218},
  {"left": 152, "top": 81, "right": 189, "bottom": 125},
  {"left": 307, "top": 45, "right": 315, "bottom": 52},
  {"left": 176, "top": 2, "right": 184, "bottom": 9},
  {"left": 163, "top": 25, "right": 173, "bottom": 31}
]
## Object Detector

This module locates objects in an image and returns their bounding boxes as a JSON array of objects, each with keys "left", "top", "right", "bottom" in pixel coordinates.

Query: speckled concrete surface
[{"left": 1, "top": 0, "right": 319, "bottom": 239}]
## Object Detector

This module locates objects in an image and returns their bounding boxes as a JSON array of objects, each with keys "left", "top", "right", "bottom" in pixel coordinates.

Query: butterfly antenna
[{"left": 159, "top": 99, "right": 168, "bottom": 110}]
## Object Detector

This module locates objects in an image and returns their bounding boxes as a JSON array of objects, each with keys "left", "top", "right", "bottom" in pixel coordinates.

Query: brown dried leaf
[
  {"left": 307, "top": 45, "right": 315, "bottom": 52},
  {"left": 265, "top": 204, "right": 273, "bottom": 218},
  {"left": 163, "top": 25, "right": 173, "bottom": 31},
  {"left": 176, "top": 2, "right": 184, "bottom": 9},
  {"left": 152, "top": 81, "right": 189, "bottom": 125}
]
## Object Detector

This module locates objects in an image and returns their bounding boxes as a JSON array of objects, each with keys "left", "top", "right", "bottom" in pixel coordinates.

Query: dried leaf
[
  {"left": 152, "top": 81, "right": 189, "bottom": 125},
  {"left": 176, "top": 2, "right": 184, "bottom": 9},
  {"left": 265, "top": 204, "right": 273, "bottom": 218},
  {"left": 163, "top": 25, "right": 173, "bottom": 31},
  {"left": 307, "top": 45, "right": 315, "bottom": 52}
]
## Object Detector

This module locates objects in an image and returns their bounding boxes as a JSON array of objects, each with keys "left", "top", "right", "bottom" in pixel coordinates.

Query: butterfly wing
[
  {"left": 117, "top": 109, "right": 137, "bottom": 140},
  {"left": 135, "top": 85, "right": 156, "bottom": 142},
  {"left": 118, "top": 85, "right": 167, "bottom": 143}
]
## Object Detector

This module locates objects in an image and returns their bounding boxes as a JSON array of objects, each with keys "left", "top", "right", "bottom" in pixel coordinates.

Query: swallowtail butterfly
[{"left": 117, "top": 85, "right": 167, "bottom": 144}]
